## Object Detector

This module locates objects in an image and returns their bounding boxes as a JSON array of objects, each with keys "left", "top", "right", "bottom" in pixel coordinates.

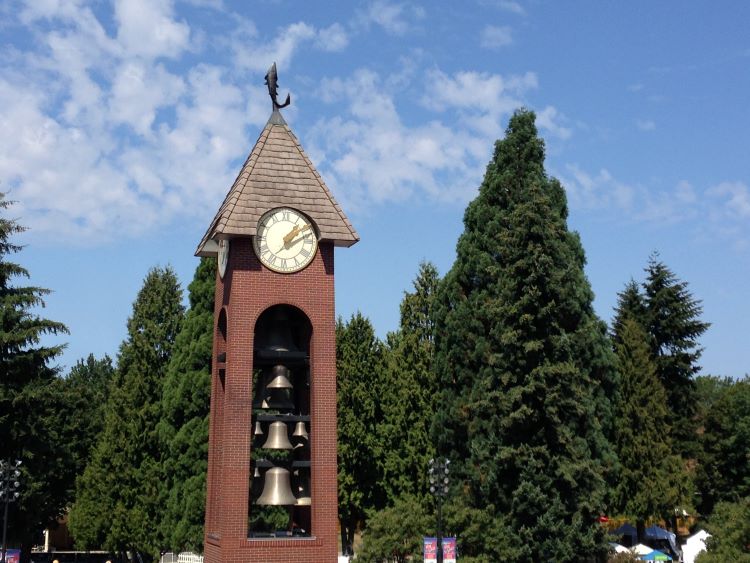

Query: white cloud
[
  {"left": 636, "top": 119, "right": 656, "bottom": 131},
  {"left": 114, "top": 0, "right": 191, "bottom": 60},
  {"left": 535, "top": 106, "right": 572, "bottom": 140},
  {"left": 480, "top": 25, "right": 513, "bottom": 49},
  {"left": 708, "top": 181, "right": 750, "bottom": 219},
  {"left": 360, "top": 0, "right": 425, "bottom": 36},
  {"left": 316, "top": 23, "right": 349, "bottom": 52},
  {"left": 231, "top": 21, "right": 316, "bottom": 73}
]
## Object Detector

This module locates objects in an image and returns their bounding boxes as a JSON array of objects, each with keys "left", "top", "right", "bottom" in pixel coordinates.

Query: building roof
[{"left": 196, "top": 110, "right": 359, "bottom": 256}]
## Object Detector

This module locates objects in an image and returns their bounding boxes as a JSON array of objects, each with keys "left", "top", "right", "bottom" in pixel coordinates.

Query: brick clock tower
[{"left": 196, "top": 65, "right": 358, "bottom": 563}]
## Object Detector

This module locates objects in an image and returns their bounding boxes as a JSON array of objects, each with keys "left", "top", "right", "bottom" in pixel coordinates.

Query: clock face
[
  {"left": 217, "top": 239, "right": 229, "bottom": 279},
  {"left": 253, "top": 207, "right": 318, "bottom": 273}
]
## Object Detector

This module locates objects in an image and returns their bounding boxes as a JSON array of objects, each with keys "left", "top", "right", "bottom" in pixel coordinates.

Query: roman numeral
[
  {"left": 281, "top": 210, "right": 290, "bottom": 222},
  {"left": 300, "top": 248, "right": 310, "bottom": 258}
]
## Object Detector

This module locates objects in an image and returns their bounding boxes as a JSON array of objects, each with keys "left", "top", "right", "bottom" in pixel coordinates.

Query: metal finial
[{"left": 265, "top": 62, "right": 291, "bottom": 111}]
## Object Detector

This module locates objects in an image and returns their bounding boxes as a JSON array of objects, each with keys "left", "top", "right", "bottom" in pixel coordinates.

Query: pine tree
[
  {"left": 69, "top": 267, "right": 184, "bottom": 556},
  {"left": 432, "top": 110, "right": 616, "bottom": 561},
  {"left": 0, "top": 193, "right": 70, "bottom": 554},
  {"left": 611, "top": 317, "right": 682, "bottom": 541},
  {"left": 642, "top": 256, "right": 709, "bottom": 458},
  {"left": 379, "top": 262, "right": 439, "bottom": 504},
  {"left": 336, "top": 313, "right": 385, "bottom": 556},
  {"left": 157, "top": 257, "right": 215, "bottom": 552}
]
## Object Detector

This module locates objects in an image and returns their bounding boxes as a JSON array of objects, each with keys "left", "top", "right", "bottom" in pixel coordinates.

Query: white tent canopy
[{"left": 681, "top": 530, "right": 710, "bottom": 563}]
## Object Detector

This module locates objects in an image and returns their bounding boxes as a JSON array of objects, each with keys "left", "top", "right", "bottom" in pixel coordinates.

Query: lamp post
[
  {"left": 428, "top": 457, "right": 450, "bottom": 563},
  {"left": 0, "top": 459, "right": 21, "bottom": 563}
]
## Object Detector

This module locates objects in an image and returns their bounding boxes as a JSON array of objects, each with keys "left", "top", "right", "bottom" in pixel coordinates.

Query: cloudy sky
[{"left": 1, "top": 0, "right": 748, "bottom": 377}]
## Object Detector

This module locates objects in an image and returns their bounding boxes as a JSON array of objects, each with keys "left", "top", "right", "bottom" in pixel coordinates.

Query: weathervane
[{"left": 265, "top": 62, "right": 291, "bottom": 111}]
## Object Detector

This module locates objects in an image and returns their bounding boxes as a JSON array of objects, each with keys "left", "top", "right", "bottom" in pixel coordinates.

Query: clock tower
[{"left": 196, "top": 65, "right": 358, "bottom": 562}]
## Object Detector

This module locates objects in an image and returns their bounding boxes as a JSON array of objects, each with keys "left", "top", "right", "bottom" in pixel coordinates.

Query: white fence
[{"left": 160, "top": 553, "right": 203, "bottom": 563}]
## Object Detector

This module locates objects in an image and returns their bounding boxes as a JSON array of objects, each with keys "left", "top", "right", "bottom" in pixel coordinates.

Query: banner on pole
[{"left": 424, "top": 537, "right": 457, "bottom": 563}]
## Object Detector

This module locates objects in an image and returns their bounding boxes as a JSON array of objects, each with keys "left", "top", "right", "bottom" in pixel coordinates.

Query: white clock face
[
  {"left": 253, "top": 207, "right": 318, "bottom": 273},
  {"left": 217, "top": 239, "right": 229, "bottom": 279}
]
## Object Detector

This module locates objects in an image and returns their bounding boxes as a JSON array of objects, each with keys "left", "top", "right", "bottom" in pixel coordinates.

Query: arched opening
[{"left": 248, "top": 304, "right": 312, "bottom": 538}]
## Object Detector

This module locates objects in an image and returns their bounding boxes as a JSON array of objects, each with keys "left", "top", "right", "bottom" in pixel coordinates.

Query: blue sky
[{"left": 1, "top": 0, "right": 748, "bottom": 378}]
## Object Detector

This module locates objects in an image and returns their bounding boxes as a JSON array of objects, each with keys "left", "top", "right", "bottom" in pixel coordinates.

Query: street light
[
  {"left": 428, "top": 457, "right": 450, "bottom": 563},
  {"left": 0, "top": 460, "right": 22, "bottom": 563}
]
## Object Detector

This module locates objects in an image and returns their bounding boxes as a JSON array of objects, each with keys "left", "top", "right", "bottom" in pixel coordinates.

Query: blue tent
[
  {"left": 645, "top": 525, "right": 680, "bottom": 557},
  {"left": 639, "top": 548, "right": 672, "bottom": 561}
]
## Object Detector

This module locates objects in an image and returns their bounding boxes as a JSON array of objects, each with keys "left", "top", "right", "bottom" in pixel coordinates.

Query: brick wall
[{"left": 204, "top": 238, "right": 339, "bottom": 562}]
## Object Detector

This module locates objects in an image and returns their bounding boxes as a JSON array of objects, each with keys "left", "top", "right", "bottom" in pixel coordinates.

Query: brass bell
[
  {"left": 256, "top": 467, "right": 298, "bottom": 505},
  {"left": 259, "top": 389, "right": 295, "bottom": 410},
  {"left": 259, "top": 309, "right": 298, "bottom": 352},
  {"left": 292, "top": 421, "right": 308, "bottom": 444},
  {"left": 266, "top": 365, "right": 293, "bottom": 389},
  {"left": 254, "top": 421, "right": 264, "bottom": 437},
  {"left": 294, "top": 469, "right": 311, "bottom": 506},
  {"left": 261, "top": 421, "right": 293, "bottom": 449}
]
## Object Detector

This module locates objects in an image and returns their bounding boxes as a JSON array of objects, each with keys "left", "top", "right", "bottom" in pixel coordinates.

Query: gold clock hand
[{"left": 283, "top": 224, "right": 311, "bottom": 245}]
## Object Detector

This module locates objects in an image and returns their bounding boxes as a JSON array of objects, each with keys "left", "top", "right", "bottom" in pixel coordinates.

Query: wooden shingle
[{"left": 196, "top": 111, "right": 359, "bottom": 256}]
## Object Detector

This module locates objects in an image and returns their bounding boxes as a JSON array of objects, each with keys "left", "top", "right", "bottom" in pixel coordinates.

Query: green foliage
[
  {"left": 0, "top": 193, "right": 70, "bottom": 550},
  {"left": 432, "top": 110, "right": 616, "bottom": 562},
  {"left": 379, "top": 262, "right": 439, "bottom": 504},
  {"left": 697, "top": 498, "right": 750, "bottom": 562},
  {"left": 337, "top": 312, "right": 385, "bottom": 555},
  {"left": 157, "top": 257, "right": 215, "bottom": 552},
  {"left": 696, "top": 376, "right": 750, "bottom": 515},
  {"left": 642, "top": 255, "right": 709, "bottom": 458},
  {"left": 69, "top": 266, "right": 184, "bottom": 556},
  {"left": 358, "top": 496, "right": 431, "bottom": 563},
  {"left": 611, "top": 316, "right": 683, "bottom": 531}
]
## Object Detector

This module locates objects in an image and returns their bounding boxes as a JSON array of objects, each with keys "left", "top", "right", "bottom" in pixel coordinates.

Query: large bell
[
  {"left": 294, "top": 469, "right": 311, "bottom": 506},
  {"left": 258, "top": 309, "right": 298, "bottom": 352},
  {"left": 256, "top": 467, "right": 298, "bottom": 505},
  {"left": 266, "top": 365, "right": 293, "bottom": 389},
  {"left": 259, "top": 389, "right": 295, "bottom": 410},
  {"left": 261, "top": 421, "right": 293, "bottom": 449}
]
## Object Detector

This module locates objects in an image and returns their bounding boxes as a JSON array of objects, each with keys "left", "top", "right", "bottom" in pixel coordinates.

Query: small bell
[
  {"left": 292, "top": 422, "right": 308, "bottom": 448},
  {"left": 294, "top": 469, "right": 311, "bottom": 506},
  {"left": 254, "top": 421, "right": 264, "bottom": 437}
]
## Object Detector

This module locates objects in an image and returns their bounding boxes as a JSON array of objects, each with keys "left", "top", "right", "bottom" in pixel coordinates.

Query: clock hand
[{"left": 283, "top": 224, "right": 311, "bottom": 246}]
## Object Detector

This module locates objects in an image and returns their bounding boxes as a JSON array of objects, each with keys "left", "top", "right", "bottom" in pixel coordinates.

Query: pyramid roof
[{"left": 196, "top": 111, "right": 358, "bottom": 256}]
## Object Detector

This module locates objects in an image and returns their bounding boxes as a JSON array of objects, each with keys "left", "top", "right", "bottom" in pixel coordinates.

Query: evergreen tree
[
  {"left": 64, "top": 354, "right": 116, "bottom": 469},
  {"left": 337, "top": 313, "right": 385, "bottom": 556},
  {"left": 69, "top": 267, "right": 184, "bottom": 557},
  {"left": 642, "top": 256, "right": 709, "bottom": 458},
  {"left": 697, "top": 497, "right": 750, "bottom": 562},
  {"left": 611, "top": 316, "right": 682, "bottom": 541},
  {"left": 157, "top": 257, "right": 215, "bottom": 552},
  {"left": 696, "top": 376, "right": 750, "bottom": 515},
  {"left": 0, "top": 193, "right": 69, "bottom": 555},
  {"left": 432, "top": 110, "right": 616, "bottom": 561},
  {"left": 379, "top": 262, "right": 439, "bottom": 504}
]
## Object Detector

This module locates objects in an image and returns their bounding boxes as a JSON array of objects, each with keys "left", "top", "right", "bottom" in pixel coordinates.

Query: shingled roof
[{"left": 196, "top": 111, "right": 359, "bottom": 256}]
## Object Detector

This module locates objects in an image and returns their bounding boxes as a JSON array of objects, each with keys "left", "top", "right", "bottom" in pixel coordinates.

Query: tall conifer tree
[
  {"left": 432, "top": 110, "right": 616, "bottom": 561},
  {"left": 157, "top": 257, "right": 215, "bottom": 552},
  {"left": 379, "top": 262, "right": 439, "bottom": 504},
  {"left": 70, "top": 267, "right": 184, "bottom": 556},
  {"left": 611, "top": 316, "right": 681, "bottom": 541},
  {"left": 0, "top": 194, "right": 69, "bottom": 554},
  {"left": 337, "top": 313, "right": 385, "bottom": 555},
  {"left": 642, "top": 256, "right": 709, "bottom": 458}
]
